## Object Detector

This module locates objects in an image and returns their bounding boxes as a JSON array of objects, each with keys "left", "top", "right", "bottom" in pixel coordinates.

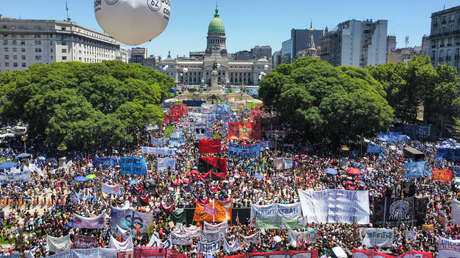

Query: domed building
[{"left": 160, "top": 7, "right": 271, "bottom": 89}]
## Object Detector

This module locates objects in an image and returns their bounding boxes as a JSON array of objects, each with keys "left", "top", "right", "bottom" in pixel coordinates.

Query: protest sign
[
  {"left": 193, "top": 200, "right": 232, "bottom": 223},
  {"left": 157, "top": 158, "right": 176, "bottom": 172},
  {"left": 120, "top": 157, "right": 147, "bottom": 175},
  {"left": 73, "top": 213, "right": 105, "bottom": 229},
  {"left": 110, "top": 207, "right": 153, "bottom": 234},
  {"left": 228, "top": 143, "right": 261, "bottom": 158},
  {"left": 47, "top": 234, "right": 71, "bottom": 253},
  {"left": 73, "top": 234, "right": 99, "bottom": 249},
  {"left": 298, "top": 189, "right": 370, "bottom": 224},
  {"left": 438, "top": 237, "right": 460, "bottom": 258},
  {"left": 359, "top": 228, "right": 394, "bottom": 247},
  {"left": 102, "top": 183, "right": 123, "bottom": 195}
]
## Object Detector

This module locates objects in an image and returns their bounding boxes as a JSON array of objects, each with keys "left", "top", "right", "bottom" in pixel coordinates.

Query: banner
[
  {"left": 274, "top": 158, "right": 294, "bottom": 170},
  {"left": 73, "top": 234, "right": 99, "bottom": 249},
  {"left": 204, "top": 221, "right": 229, "bottom": 232},
  {"left": 120, "top": 157, "right": 147, "bottom": 175},
  {"left": 73, "top": 213, "right": 106, "bottom": 229},
  {"left": 147, "top": 232, "right": 162, "bottom": 247},
  {"left": 438, "top": 237, "right": 460, "bottom": 258},
  {"left": 47, "top": 234, "right": 71, "bottom": 254},
  {"left": 0, "top": 170, "right": 30, "bottom": 184},
  {"left": 287, "top": 230, "right": 317, "bottom": 247},
  {"left": 199, "top": 139, "right": 222, "bottom": 154},
  {"left": 241, "top": 232, "right": 260, "bottom": 244},
  {"left": 151, "top": 137, "right": 168, "bottom": 146},
  {"left": 228, "top": 143, "right": 261, "bottom": 158},
  {"left": 432, "top": 169, "right": 452, "bottom": 182},
  {"left": 397, "top": 251, "right": 433, "bottom": 258},
  {"left": 228, "top": 122, "right": 254, "bottom": 140},
  {"left": 197, "top": 239, "right": 221, "bottom": 254},
  {"left": 367, "top": 144, "right": 383, "bottom": 154},
  {"left": 255, "top": 216, "right": 282, "bottom": 229},
  {"left": 198, "top": 157, "right": 227, "bottom": 174},
  {"left": 48, "top": 248, "right": 119, "bottom": 258},
  {"left": 223, "top": 238, "right": 242, "bottom": 254},
  {"left": 404, "top": 162, "right": 431, "bottom": 178},
  {"left": 157, "top": 158, "right": 176, "bottom": 172},
  {"left": 201, "top": 229, "right": 222, "bottom": 242},
  {"left": 141, "top": 147, "right": 176, "bottom": 156},
  {"left": 453, "top": 199, "right": 460, "bottom": 225},
  {"left": 436, "top": 147, "right": 460, "bottom": 161},
  {"left": 110, "top": 235, "right": 134, "bottom": 250},
  {"left": 93, "top": 158, "right": 119, "bottom": 169},
  {"left": 372, "top": 197, "right": 428, "bottom": 226},
  {"left": 353, "top": 249, "right": 396, "bottom": 258},
  {"left": 298, "top": 189, "right": 370, "bottom": 224},
  {"left": 193, "top": 200, "right": 232, "bottom": 222},
  {"left": 359, "top": 228, "right": 393, "bottom": 247},
  {"left": 250, "top": 203, "right": 301, "bottom": 223},
  {"left": 102, "top": 183, "right": 123, "bottom": 195},
  {"left": 170, "top": 232, "right": 193, "bottom": 246},
  {"left": 110, "top": 207, "right": 153, "bottom": 234}
]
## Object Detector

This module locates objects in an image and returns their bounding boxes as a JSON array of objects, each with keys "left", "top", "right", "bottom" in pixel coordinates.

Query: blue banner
[
  {"left": 404, "top": 161, "right": 431, "bottom": 178},
  {"left": 157, "top": 158, "right": 176, "bottom": 172},
  {"left": 228, "top": 143, "right": 261, "bottom": 158},
  {"left": 366, "top": 144, "right": 383, "bottom": 154},
  {"left": 120, "top": 157, "right": 147, "bottom": 175},
  {"left": 93, "top": 158, "right": 119, "bottom": 169},
  {"left": 151, "top": 137, "right": 169, "bottom": 146},
  {"left": 378, "top": 132, "right": 409, "bottom": 144},
  {"left": 436, "top": 147, "right": 460, "bottom": 161}
]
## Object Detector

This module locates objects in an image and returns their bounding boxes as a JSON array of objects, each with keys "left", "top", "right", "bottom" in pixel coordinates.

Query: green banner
[{"left": 255, "top": 216, "right": 282, "bottom": 229}]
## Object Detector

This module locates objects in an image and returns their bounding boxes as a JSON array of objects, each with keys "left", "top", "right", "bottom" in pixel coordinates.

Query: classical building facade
[
  {"left": 429, "top": 5, "right": 460, "bottom": 73},
  {"left": 0, "top": 15, "right": 128, "bottom": 73},
  {"left": 160, "top": 8, "right": 271, "bottom": 87}
]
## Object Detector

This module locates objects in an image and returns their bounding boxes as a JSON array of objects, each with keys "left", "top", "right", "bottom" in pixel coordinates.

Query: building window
[
  {"left": 34, "top": 34, "right": 41, "bottom": 38},
  {"left": 12, "top": 48, "right": 17, "bottom": 52},
  {"left": 13, "top": 63, "right": 18, "bottom": 67},
  {"left": 21, "top": 41, "right": 25, "bottom": 46},
  {"left": 5, "top": 62, "right": 9, "bottom": 67},
  {"left": 3, "top": 40, "right": 7, "bottom": 45},
  {"left": 35, "top": 40, "right": 41, "bottom": 45},
  {"left": 21, "top": 48, "right": 25, "bottom": 52},
  {"left": 62, "top": 49, "right": 67, "bottom": 53},
  {"left": 13, "top": 55, "right": 17, "bottom": 60},
  {"left": 35, "top": 48, "right": 42, "bottom": 53},
  {"left": 35, "top": 55, "right": 42, "bottom": 61},
  {"left": 21, "top": 63, "right": 26, "bottom": 67},
  {"left": 21, "top": 55, "right": 26, "bottom": 60},
  {"left": 4, "top": 55, "right": 9, "bottom": 60},
  {"left": 12, "top": 40, "right": 16, "bottom": 45},
  {"left": 4, "top": 47, "right": 8, "bottom": 52},
  {"left": 62, "top": 56, "right": 67, "bottom": 60}
]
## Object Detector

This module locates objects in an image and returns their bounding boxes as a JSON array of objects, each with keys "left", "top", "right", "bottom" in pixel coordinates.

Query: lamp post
[{"left": 22, "top": 134, "right": 28, "bottom": 153}]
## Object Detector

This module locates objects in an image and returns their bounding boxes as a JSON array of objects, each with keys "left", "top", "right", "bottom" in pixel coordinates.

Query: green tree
[
  {"left": 259, "top": 57, "right": 394, "bottom": 144},
  {"left": 0, "top": 61, "right": 171, "bottom": 151}
]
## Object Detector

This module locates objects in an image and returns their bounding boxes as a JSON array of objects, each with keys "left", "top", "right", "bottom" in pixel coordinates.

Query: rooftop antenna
[
  {"left": 405, "top": 36, "right": 409, "bottom": 48},
  {"left": 66, "top": 0, "right": 70, "bottom": 21}
]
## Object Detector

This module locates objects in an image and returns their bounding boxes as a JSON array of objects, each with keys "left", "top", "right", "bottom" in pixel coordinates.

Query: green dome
[{"left": 208, "top": 8, "right": 225, "bottom": 34}]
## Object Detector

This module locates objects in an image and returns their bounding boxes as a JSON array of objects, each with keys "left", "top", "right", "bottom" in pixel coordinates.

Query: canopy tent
[
  {"left": 403, "top": 146, "right": 425, "bottom": 161},
  {"left": 346, "top": 168, "right": 361, "bottom": 175},
  {"left": 0, "top": 162, "right": 19, "bottom": 170}
]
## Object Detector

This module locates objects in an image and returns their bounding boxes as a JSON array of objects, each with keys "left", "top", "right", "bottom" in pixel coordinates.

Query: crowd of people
[{"left": 0, "top": 105, "right": 458, "bottom": 257}]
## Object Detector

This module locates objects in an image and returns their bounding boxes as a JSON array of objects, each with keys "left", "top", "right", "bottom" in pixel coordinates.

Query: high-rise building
[
  {"left": 129, "top": 47, "right": 148, "bottom": 64},
  {"left": 291, "top": 25, "right": 323, "bottom": 60},
  {"left": 387, "top": 35, "right": 396, "bottom": 62},
  {"left": 421, "top": 35, "right": 430, "bottom": 56},
  {"left": 272, "top": 51, "right": 282, "bottom": 68},
  {"left": 429, "top": 5, "right": 460, "bottom": 73},
  {"left": 251, "top": 45, "right": 272, "bottom": 60},
  {"left": 281, "top": 39, "right": 293, "bottom": 63},
  {"left": 320, "top": 19, "right": 388, "bottom": 67},
  {"left": 0, "top": 15, "right": 127, "bottom": 73},
  {"left": 234, "top": 50, "right": 252, "bottom": 60}
]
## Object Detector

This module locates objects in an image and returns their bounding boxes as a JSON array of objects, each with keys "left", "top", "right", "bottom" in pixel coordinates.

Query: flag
[
  {"left": 193, "top": 200, "right": 232, "bottom": 222},
  {"left": 204, "top": 204, "right": 215, "bottom": 216},
  {"left": 198, "top": 157, "right": 227, "bottom": 175},
  {"left": 199, "top": 139, "right": 222, "bottom": 154},
  {"left": 227, "top": 122, "right": 255, "bottom": 140},
  {"left": 135, "top": 222, "right": 141, "bottom": 236}
]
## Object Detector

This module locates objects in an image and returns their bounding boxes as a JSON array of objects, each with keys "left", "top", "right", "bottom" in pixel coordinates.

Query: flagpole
[{"left": 213, "top": 199, "right": 215, "bottom": 223}]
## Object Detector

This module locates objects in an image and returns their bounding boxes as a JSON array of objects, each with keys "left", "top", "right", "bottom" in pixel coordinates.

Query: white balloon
[{"left": 95, "top": 0, "right": 171, "bottom": 45}]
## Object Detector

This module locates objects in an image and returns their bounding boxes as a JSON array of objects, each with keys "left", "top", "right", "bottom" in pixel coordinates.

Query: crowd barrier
[
  {"left": 0, "top": 197, "right": 65, "bottom": 208},
  {"left": 117, "top": 249, "right": 318, "bottom": 258}
]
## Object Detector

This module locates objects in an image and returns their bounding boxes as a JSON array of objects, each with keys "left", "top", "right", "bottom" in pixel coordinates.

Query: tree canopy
[
  {"left": 368, "top": 56, "right": 460, "bottom": 134},
  {"left": 259, "top": 57, "right": 394, "bottom": 144},
  {"left": 0, "top": 61, "right": 174, "bottom": 151}
]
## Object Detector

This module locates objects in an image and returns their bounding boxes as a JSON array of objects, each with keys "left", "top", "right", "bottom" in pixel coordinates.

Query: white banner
[
  {"left": 0, "top": 170, "right": 30, "bottom": 184},
  {"left": 438, "top": 237, "right": 460, "bottom": 258},
  {"left": 359, "top": 228, "right": 393, "bottom": 248},
  {"left": 157, "top": 158, "right": 176, "bottom": 172},
  {"left": 241, "top": 232, "right": 261, "bottom": 244},
  {"left": 47, "top": 248, "right": 118, "bottom": 258},
  {"left": 73, "top": 213, "right": 106, "bottom": 229},
  {"left": 201, "top": 229, "right": 223, "bottom": 242},
  {"left": 197, "top": 239, "right": 221, "bottom": 254},
  {"left": 298, "top": 189, "right": 370, "bottom": 224},
  {"left": 141, "top": 147, "right": 176, "bottom": 156},
  {"left": 287, "top": 230, "right": 317, "bottom": 247},
  {"left": 170, "top": 232, "right": 193, "bottom": 246},
  {"left": 203, "top": 221, "right": 229, "bottom": 233},
  {"left": 102, "top": 183, "right": 123, "bottom": 195},
  {"left": 147, "top": 232, "right": 162, "bottom": 247},
  {"left": 223, "top": 238, "right": 242, "bottom": 253},
  {"left": 250, "top": 203, "right": 301, "bottom": 224},
  {"left": 47, "top": 234, "right": 71, "bottom": 254},
  {"left": 452, "top": 199, "right": 460, "bottom": 225},
  {"left": 109, "top": 235, "right": 134, "bottom": 250}
]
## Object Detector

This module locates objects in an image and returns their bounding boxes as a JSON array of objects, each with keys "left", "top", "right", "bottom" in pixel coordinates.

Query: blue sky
[{"left": 2, "top": 0, "right": 459, "bottom": 58}]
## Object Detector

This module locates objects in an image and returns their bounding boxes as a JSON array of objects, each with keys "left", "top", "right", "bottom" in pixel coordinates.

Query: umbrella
[
  {"left": 347, "top": 168, "right": 361, "bottom": 175},
  {"left": 254, "top": 174, "right": 264, "bottom": 179},
  {"left": 325, "top": 168, "right": 338, "bottom": 175},
  {"left": 86, "top": 174, "right": 96, "bottom": 180},
  {"left": 129, "top": 180, "right": 138, "bottom": 185},
  {"left": 74, "top": 176, "right": 88, "bottom": 182}
]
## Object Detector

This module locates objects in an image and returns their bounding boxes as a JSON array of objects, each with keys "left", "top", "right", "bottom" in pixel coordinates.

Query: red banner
[
  {"left": 199, "top": 139, "right": 222, "bottom": 153},
  {"left": 398, "top": 251, "right": 433, "bottom": 258},
  {"left": 228, "top": 122, "right": 256, "bottom": 140},
  {"left": 432, "top": 169, "right": 452, "bottom": 182},
  {"left": 198, "top": 157, "right": 227, "bottom": 174}
]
